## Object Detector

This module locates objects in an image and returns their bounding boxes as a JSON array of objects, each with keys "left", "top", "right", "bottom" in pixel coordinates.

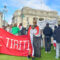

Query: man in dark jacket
[
  {"left": 18, "top": 23, "right": 26, "bottom": 35},
  {"left": 53, "top": 26, "right": 57, "bottom": 50},
  {"left": 43, "top": 23, "right": 53, "bottom": 53},
  {"left": 54, "top": 22, "right": 60, "bottom": 59}
]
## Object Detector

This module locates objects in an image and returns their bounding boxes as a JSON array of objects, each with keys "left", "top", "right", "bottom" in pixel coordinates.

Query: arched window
[
  {"left": 39, "top": 18, "right": 44, "bottom": 21},
  {"left": 33, "top": 17, "right": 38, "bottom": 20}
]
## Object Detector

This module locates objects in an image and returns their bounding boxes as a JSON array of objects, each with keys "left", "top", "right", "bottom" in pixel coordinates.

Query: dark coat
[
  {"left": 21, "top": 28, "right": 26, "bottom": 35},
  {"left": 54, "top": 26, "right": 60, "bottom": 43},
  {"left": 43, "top": 26, "right": 53, "bottom": 37},
  {"left": 53, "top": 26, "right": 57, "bottom": 40}
]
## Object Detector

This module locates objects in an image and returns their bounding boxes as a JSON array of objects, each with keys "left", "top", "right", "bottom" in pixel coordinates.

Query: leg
[
  {"left": 59, "top": 43, "right": 60, "bottom": 57},
  {"left": 33, "top": 37, "right": 37, "bottom": 57},
  {"left": 56, "top": 43, "right": 59, "bottom": 59},
  {"left": 31, "top": 39, "right": 34, "bottom": 57},
  {"left": 48, "top": 37, "right": 51, "bottom": 52},
  {"left": 37, "top": 37, "right": 41, "bottom": 57},
  {"left": 45, "top": 37, "right": 48, "bottom": 52}
]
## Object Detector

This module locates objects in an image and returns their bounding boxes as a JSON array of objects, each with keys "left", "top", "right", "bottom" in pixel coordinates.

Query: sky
[{"left": 0, "top": 0, "right": 60, "bottom": 24}]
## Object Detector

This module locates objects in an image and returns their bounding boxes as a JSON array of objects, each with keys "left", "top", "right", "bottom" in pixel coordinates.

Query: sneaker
[
  {"left": 32, "top": 58, "right": 35, "bottom": 60},
  {"left": 45, "top": 51, "right": 47, "bottom": 53},
  {"left": 27, "top": 55, "right": 30, "bottom": 59}
]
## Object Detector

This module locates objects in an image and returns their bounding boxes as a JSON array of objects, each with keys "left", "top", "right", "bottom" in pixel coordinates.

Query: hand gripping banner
[{"left": 0, "top": 28, "right": 32, "bottom": 56}]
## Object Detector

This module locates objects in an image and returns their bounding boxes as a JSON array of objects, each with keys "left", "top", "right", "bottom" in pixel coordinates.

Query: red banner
[{"left": 0, "top": 28, "right": 32, "bottom": 56}]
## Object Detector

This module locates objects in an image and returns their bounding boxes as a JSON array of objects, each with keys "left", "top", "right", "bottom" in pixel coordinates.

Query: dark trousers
[
  {"left": 45, "top": 36, "right": 51, "bottom": 52},
  {"left": 33, "top": 36, "right": 41, "bottom": 57}
]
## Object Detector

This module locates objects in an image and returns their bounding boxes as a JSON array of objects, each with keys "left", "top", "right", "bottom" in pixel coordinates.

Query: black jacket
[
  {"left": 43, "top": 26, "right": 53, "bottom": 37},
  {"left": 54, "top": 26, "right": 60, "bottom": 43},
  {"left": 53, "top": 26, "right": 57, "bottom": 40}
]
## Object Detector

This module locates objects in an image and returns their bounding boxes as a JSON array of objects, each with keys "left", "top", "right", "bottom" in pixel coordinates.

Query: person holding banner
[
  {"left": 11, "top": 23, "right": 20, "bottom": 35},
  {"left": 18, "top": 23, "right": 23, "bottom": 35},
  {"left": 43, "top": 23, "right": 53, "bottom": 53},
  {"left": 6, "top": 24, "right": 10, "bottom": 32},
  {"left": 28, "top": 18, "right": 42, "bottom": 60},
  {"left": 19, "top": 23, "right": 26, "bottom": 35}
]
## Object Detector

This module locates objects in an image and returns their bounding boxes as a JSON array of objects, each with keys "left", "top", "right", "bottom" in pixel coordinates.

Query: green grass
[{"left": 0, "top": 46, "right": 60, "bottom": 60}]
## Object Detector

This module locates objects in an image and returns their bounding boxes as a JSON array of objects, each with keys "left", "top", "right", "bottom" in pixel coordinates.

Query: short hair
[
  {"left": 14, "top": 23, "right": 17, "bottom": 27},
  {"left": 20, "top": 23, "right": 22, "bottom": 26},
  {"left": 46, "top": 23, "right": 49, "bottom": 25},
  {"left": 46, "top": 23, "right": 49, "bottom": 26}
]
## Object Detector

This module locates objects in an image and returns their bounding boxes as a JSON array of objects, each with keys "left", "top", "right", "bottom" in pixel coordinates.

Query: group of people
[
  {"left": 2, "top": 18, "right": 60, "bottom": 60},
  {"left": 2, "top": 23, "right": 26, "bottom": 35},
  {"left": 27, "top": 18, "right": 60, "bottom": 60}
]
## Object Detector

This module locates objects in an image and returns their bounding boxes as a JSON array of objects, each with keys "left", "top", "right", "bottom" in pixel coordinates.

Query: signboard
[
  {"left": 37, "top": 20, "right": 58, "bottom": 29},
  {"left": 0, "top": 28, "right": 32, "bottom": 56}
]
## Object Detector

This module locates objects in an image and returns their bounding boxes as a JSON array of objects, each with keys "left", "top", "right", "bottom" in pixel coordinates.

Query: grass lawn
[{"left": 0, "top": 46, "right": 60, "bottom": 60}]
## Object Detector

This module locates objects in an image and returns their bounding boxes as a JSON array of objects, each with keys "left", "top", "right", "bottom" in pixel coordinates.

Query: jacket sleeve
[
  {"left": 43, "top": 28, "right": 46, "bottom": 35},
  {"left": 50, "top": 28, "right": 53, "bottom": 36},
  {"left": 53, "top": 30, "right": 57, "bottom": 40}
]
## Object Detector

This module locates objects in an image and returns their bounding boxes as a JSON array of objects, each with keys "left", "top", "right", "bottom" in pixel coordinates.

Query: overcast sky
[{"left": 0, "top": 0, "right": 60, "bottom": 24}]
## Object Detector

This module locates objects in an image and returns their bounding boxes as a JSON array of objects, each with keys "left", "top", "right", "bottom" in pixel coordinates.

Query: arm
[{"left": 40, "top": 29, "right": 43, "bottom": 35}]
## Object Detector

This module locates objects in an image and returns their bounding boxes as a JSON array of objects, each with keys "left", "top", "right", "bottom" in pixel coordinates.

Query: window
[{"left": 39, "top": 18, "right": 44, "bottom": 21}]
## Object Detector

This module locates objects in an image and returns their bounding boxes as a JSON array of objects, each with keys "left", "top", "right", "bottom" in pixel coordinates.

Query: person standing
[
  {"left": 11, "top": 23, "right": 20, "bottom": 35},
  {"left": 6, "top": 24, "right": 10, "bottom": 32},
  {"left": 2, "top": 25, "right": 6, "bottom": 30},
  {"left": 28, "top": 18, "right": 42, "bottom": 60},
  {"left": 43, "top": 23, "right": 53, "bottom": 53},
  {"left": 9, "top": 24, "right": 13, "bottom": 33},
  {"left": 18, "top": 23, "right": 22, "bottom": 35},
  {"left": 53, "top": 22, "right": 60, "bottom": 59},
  {"left": 19, "top": 23, "right": 26, "bottom": 35},
  {"left": 53, "top": 26, "right": 57, "bottom": 50}
]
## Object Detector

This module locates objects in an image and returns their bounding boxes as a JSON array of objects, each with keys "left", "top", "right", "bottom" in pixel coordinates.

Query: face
[
  {"left": 33, "top": 21, "right": 37, "bottom": 25},
  {"left": 33, "top": 19, "right": 37, "bottom": 26}
]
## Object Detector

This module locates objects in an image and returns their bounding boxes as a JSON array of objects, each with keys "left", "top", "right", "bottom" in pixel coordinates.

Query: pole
[
  {"left": 3, "top": 5, "right": 8, "bottom": 26},
  {"left": 4, "top": 12, "right": 5, "bottom": 26},
  {"left": 27, "top": 17, "right": 29, "bottom": 28},
  {"left": 21, "top": 8, "right": 23, "bottom": 24}
]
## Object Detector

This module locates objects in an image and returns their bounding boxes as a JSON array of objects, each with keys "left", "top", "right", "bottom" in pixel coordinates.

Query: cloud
[
  {"left": 6, "top": 0, "right": 51, "bottom": 10},
  {"left": 2, "top": 0, "right": 58, "bottom": 24},
  {"left": 24, "top": 0, "right": 51, "bottom": 11}
]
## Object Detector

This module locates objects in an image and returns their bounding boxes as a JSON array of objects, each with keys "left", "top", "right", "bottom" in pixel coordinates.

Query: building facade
[
  {"left": 2, "top": 20, "right": 8, "bottom": 26},
  {"left": 0, "top": 12, "right": 3, "bottom": 28},
  {"left": 12, "top": 7, "right": 60, "bottom": 27}
]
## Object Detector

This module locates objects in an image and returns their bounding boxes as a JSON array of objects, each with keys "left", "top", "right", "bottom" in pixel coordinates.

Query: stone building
[
  {"left": 0, "top": 12, "right": 3, "bottom": 28},
  {"left": 12, "top": 7, "right": 60, "bottom": 27},
  {"left": 58, "top": 16, "right": 60, "bottom": 22}
]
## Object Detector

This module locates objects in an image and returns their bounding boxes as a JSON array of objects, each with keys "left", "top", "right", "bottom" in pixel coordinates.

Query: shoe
[
  {"left": 45, "top": 51, "right": 47, "bottom": 53},
  {"left": 27, "top": 55, "right": 30, "bottom": 59},
  {"left": 32, "top": 58, "right": 35, "bottom": 60}
]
